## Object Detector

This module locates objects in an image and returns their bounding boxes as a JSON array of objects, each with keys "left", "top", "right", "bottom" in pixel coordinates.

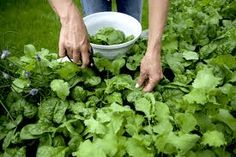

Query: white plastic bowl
[{"left": 83, "top": 12, "right": 142, "bottom": 59}]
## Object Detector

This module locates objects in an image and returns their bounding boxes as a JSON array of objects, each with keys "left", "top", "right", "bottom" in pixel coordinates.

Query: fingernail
[{"left": 135, "top": 83, "right": 140, "bottom": 88}]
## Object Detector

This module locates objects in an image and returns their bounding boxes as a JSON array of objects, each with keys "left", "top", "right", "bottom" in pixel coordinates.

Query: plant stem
[{"left": 0, "top": 100, "right": 15, "bottom": 122}]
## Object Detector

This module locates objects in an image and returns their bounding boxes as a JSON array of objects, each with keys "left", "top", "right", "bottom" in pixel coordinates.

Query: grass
[{"left": 0, "top": 0, "right": 148, "bottom": 56}]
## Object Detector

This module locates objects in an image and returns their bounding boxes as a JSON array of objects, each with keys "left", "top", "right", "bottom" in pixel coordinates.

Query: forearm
[
  {"left": 49, "top": 0, "right": 83, "bottom": 25},
  {"left": 147, "top": 0, "right": 169, "bottom": 53}
]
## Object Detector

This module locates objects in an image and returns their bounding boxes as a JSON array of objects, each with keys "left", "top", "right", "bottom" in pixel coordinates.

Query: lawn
[{"left": 0, "top": 0, "right": 148, "bottom": 56}]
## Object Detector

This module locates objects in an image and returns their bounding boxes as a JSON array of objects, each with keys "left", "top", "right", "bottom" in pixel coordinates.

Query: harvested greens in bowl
[{"left": 89, "top": 27, "right": 134, "bottom": 45}]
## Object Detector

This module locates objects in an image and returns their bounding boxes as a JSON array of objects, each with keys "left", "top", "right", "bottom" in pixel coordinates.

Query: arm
[
  {"left": 137, "top": 0, "right": 169, "bottom": 92},
  {"left": 49, "top": 0, "right": 90, "bottom": 67}
]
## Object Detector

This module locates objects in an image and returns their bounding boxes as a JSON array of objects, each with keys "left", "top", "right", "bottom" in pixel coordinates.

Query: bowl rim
[{"left": 83, "top": 11, "right": 142, "bottom": 49}]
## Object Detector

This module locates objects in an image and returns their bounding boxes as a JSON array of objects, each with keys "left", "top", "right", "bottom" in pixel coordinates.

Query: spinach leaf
[{"left": 90, "top": 27, "right": 134, "bottom": 45}]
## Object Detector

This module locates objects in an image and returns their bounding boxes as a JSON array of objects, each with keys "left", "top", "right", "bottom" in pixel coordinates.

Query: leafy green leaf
[
  {"left": 175, "top": 113, "right": 197, "bottom": 133},
  {"left": 84, "top": 117, "right": 106, "bottom": 134},
  {"left": 212, "top": 109, "right": 236, "bottom": 133},
  {"left": 73, "top": 140, "right": 106, "bottom": 157},
  {"left": 109, "top": 114, "right": 124, "bottom": 134},
  {"left": 36, "top": 146, "right": 69, "bottom": 157},
  {"left": 126, "top": 138, "right": 153, "bottom": 157},
  {"left": 2, "top": 147, "right": 26, "bottom": 157},
  {"left": 90, "top": 27, "right": 132, "bottom": 45},
  {"left": 24, "top": 44, "right": 36, "bottom": 57},
  {"left": 155, "top": 132, "right": 200, "bottom": 155},
  {"left": 208, "top": 54, "right": 236, "bottom": 69},
  {"left": 111, "top": 58, "right": 125, "bottom": 75},
  {"left": 105, "top": 75, "right": 134, "bottom": 93},
  {"left": 50, "top": 79, "right": 70, "bottom": 100},
  {"left": 12, "top": 79, "right": 30, "bottom": 93},
  {"left": 38, "top": 98, "right": 59, "bottom": 121},
  {"left": 2, "top": 130, "right": 15, "bottom": 150},
  {"left": 105, "top": 92, "right": 123, "bottom": 104},
  {"left": 125, "top": 114, "right": 144, "bottom": 136},
  {"left": 154, "top": 102, "right": 170, "bottom": 121},
  {"left": 184, "top": 88, "right": 208, "bottom": 104},
  {"left": 71, "top": 86, "right": 87, "bottom": 102},
  {"left": 135, "top": 98, "right": 151, "bottom": 117},
  {"left": 85, "top": 76, "right": 101, "bottom": 86},
  {"left": 153, "top": 121, "right": 173, "bottom": 135},
  {"left": 53, "top": 101, "right": 68, "bottom": 124},
  {"left": 201, "top": 130, "right": 226, "bottom": 147},
  {"left": 20, "top": 121, "right": 55, "bottom": 140},
  {"left": 57, "top": 62, "right": 79, "bottom": 80},
  {"left": 182, "top": 50, "right": 199, "bottom": 60},
  {"left": 192, "top": 67, "right": 221, "bottom": 89}
]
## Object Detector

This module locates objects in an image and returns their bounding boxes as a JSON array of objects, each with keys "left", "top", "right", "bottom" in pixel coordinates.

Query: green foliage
[{"left": 0, "top": 0, "right": 236, "bottom": 156}]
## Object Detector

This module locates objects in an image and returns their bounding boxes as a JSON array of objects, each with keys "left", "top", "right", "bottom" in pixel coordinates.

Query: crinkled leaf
[
  {"left": 155, "top": 132, "right": 200, "bottom": 155},
  {"left": 183, "top": 50, "right": 199, "bottom": 60},
  {"left": 126, "top": 138, "right": 153, "bottom": 157},
  {"left": 153, "top": 121, "right": 173, "bottom": 135},
  {"left": 73, "top": 140, "right": 106, "bottom": 157},
  {"left": 85, "top": 76, "right": 101, "bottom": 86},
  {"left": 184, "top": 88, "right": 208, "bottom": 104},
  {"left": 105, "top": 92, "right": 123, "bottom": 104},
  {"left": 192, "top": 67, "right": 221, "bottom": 89},
  {"left": 84, "top": 117, "right": 106, "bottom": 134},
  {"left": 209, "top": 54, "right": 236, "bottom": 69},
  {"left": 229, "top": 71, "right": 236, "bottom": 83},
  {"left": 201, "top": 130, "right": 226, "bottom": 147},
  {"left": 175, "top": 113, "right": 197, "bottom": 133},
  {"left": 212, "top": 109, "right": 236, "bottom": 133},
  {"left": 162, "top": 34, "right": 178, "bottom": 51},
  {"left": 125, "top": 114, "right": 144, "bottom": 136},
  {"left": 105, "top": 75, "right": 134, "bottom": 93}
]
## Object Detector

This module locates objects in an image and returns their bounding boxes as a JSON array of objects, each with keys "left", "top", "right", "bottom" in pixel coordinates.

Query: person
[{"left": 49, "top": 0, "right": 169, "bottom": 92}]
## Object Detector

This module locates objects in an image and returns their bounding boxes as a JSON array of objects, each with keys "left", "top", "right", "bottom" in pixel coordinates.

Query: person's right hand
[{"left": 58, "top": 3, "right": 90, "bottom": 67}]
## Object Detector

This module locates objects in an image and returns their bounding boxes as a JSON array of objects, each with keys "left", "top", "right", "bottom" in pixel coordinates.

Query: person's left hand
[{"left": 136, "top": 49, "right": 163, "bottom": 92}]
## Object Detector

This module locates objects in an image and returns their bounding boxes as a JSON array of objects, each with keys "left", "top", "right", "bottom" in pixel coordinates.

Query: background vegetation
[{"left": 0, "top": 0, "right": 148, "bottom": 55}]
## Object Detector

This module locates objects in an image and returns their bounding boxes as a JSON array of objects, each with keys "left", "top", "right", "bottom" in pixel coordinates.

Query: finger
[
  {"left": 81, "top": 48, "right": 90, "bottom": 68},
  {"left": 143, "top": 78, "right": 159, "bottom": 92},
  {"left": 59, "top": 43, "right": 66, "bottom": 58},
  {"left": 136, "top": 72, "right": 146, "bottom": 88},
  {"left": 65, "top": 47, "right": 73, "bottom": 59},
  {"left": 72, "top": 49, "right": 81, "bottom": 64}
]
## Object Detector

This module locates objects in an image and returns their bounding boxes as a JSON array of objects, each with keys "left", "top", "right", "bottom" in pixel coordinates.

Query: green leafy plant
[{"left": 0, "top": 0, "right": 236, "bottom": 156}]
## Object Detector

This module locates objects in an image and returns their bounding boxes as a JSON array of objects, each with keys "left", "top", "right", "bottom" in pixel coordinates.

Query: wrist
[
  {"left": 146, "top": 40, "right": 161, "bottom": 55},
  {"left": 60, "top": 4, "right": 79, "bottom": 26}
]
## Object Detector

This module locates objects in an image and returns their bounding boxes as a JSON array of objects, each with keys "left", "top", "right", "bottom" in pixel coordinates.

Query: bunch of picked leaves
[{"left": 89, "top": 27, "right": 134, "bottom": 45}]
